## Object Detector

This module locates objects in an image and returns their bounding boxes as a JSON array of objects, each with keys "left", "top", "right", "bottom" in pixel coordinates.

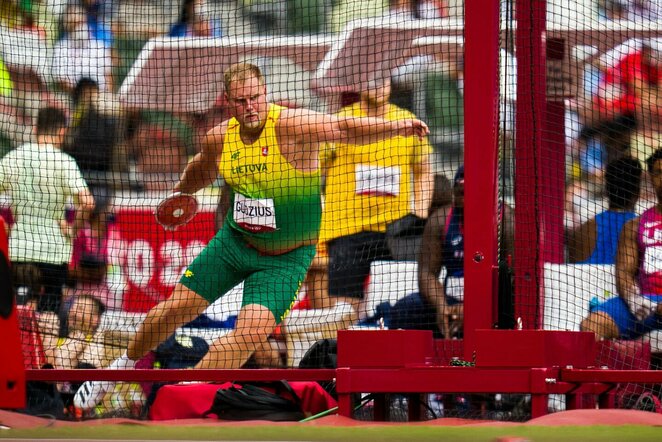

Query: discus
[{"left": 155, "top": 192, "right": 198, "bottom": 230}]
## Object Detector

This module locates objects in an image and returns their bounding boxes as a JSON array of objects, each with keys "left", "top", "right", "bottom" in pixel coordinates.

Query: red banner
[{"left": 109, "top": 210, "right": 216, "bottom": 312}]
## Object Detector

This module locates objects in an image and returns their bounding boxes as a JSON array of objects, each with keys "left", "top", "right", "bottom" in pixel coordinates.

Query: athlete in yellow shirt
[{"left": 319, "top": 76, "right": 433, "bottom": 311}]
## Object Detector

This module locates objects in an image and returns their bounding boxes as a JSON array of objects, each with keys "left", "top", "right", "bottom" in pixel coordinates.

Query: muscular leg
[
  {"left": 127, "top": 283, "right": 210, "bottom": 360},
  {"left": 580, "top": 311, "right": 620, "bottom": 340},
  {"left": 196, "top": 303, "right": 277, "bottom": 369}
]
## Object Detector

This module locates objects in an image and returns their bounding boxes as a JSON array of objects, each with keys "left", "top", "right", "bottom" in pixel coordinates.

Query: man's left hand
[{"left": 397, "top": 119, "right": 430, "bottom": 140}]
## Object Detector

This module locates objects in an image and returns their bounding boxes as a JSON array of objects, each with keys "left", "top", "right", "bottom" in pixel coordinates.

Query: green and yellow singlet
[{"left": 219, "top": 104, "right": 322, "bottom": 254}]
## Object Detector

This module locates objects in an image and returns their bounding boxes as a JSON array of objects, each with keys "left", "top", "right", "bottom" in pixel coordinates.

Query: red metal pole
[
  {"left": 542, "top": 37, "right": 567, "bottom": 266},
  {"left": 463, "top": 0, "right": 501, "bottom": 357},
  {"left": 515, "top": 0, "right": 547, "bottom": 329}
]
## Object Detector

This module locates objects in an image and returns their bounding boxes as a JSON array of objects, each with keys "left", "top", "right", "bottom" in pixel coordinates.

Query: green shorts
[{"left": 180, "top": 225, "right": 315, "bottom": 323}]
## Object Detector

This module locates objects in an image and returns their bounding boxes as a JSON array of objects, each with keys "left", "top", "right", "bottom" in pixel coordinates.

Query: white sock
[{"left": 108, "top": 351, "right": 136, "bottom": 370}]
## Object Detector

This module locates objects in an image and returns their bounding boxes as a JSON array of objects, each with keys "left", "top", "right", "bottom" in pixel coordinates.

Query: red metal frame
[
  {"left": 514, "top": 0, "right": 547, "bottom": 329},
  {"left": 463, "top": 0, "right": 501, "bottom": 357},
  {"left": 25, "top": 365, "right": 662, "bottom": 420},
  {"left": 25, "top": 369, "right": 336, "bottom": 383},
  {"left": 560, "top": 369, "right": 662, "bottom": 384},
  {"left": 0, "top": 216, "right": 25, "bottom": 409}
]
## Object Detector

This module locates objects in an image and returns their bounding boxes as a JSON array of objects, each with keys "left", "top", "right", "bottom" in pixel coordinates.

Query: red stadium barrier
[
  {"left": 111, "top": 208, "right": 215, "bottom": 312},
  {"left": 0, "top": 215, "right": 26, "bottom": 408}
]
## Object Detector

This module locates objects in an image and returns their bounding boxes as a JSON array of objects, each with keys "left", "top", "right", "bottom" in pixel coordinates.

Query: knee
[
  {"left": 240, "top": 323, "right": 275, "bottom": 341},
  {"left": 580, "top": 312, "right": 618, "bottom": 340},
  {"left": 580, "top": 312, "right": 603, "bottom": 332},
  {"left": 233, "top": 317, "right": 276, "bottom": 344},
  {"left": 579, "top": 316, "right": 594, "bottom": 333}
]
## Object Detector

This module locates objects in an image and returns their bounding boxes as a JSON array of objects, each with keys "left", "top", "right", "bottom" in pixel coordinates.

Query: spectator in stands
[
  {"left": 579, "top": 37, "right": 662, "bottom": 170},
  {"left": 385, "top": 0, "right": 441, "bottom": 113},
  {"left": 80, "top": 0, "right": 114, "bottom": 45},
  {"left": 599, "top": 0, "right": 629, "bottom": 20},
  {"left": 0, "top": 0, "right": 41, "bottom": 32},
  {"left": 614, "top": 0, "right": 662, "bottom": 21},
  {"left": 390, "top": 165, "right": 515, "bottom": 338},
  {"left": 13, "top": 261, "right": 43, "bottom": 306},
  {"left": 110, "top": 0, "right": 180, "bottom": 91},
  {"left": 67, "top": 207, "right": 120, "bottom": 310},
  {"left": 73, "top": 62, "right": 429, "bottom": 410},
  {"left": 43, "top": 293, "right": 107, "bottom": 412},
  {"left": 45, "top": 294, "right": 106, "bottom": 370},
  {"left": 51, "top": 3, "right": 114, "bottom": 92},
  {"left": 580, "top": 148, "right": 662, "bottom": 340},
  {"left": 64, "top": 77, "right": 120, "bottom": 214},
  {"left": 0, "top": 107, "right": 95, "bottom": 313},
  {"left": 328, "top": 0, "right": 446, "bottom": 34},
  {"left": 567, "top": 156, "right": 642, "bottom": 264},
  {"left": 0, "top": 56, "right": 20, "bottom": 155},
  {"left": 169, "top": 0, "right": 221, "bottom": 37},
  {"left": 0, "top": 6, "right": 54, "bottom": 151},
  {"left": 318, "top": 74, "right": 433, "bottom": 320}
]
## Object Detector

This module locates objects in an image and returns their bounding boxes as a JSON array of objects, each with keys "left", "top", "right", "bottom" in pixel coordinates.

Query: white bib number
[
  {"left": 643, "top": 245, "right": 662, "bottom": 274},
  {"left": 234, "top": 194, "right": 277, "bottom": 233},
  {"left": 355, "top": 165, "right": 400, "bottom": 197}
]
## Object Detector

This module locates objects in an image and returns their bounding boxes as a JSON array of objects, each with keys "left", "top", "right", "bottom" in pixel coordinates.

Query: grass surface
[{"left": 2, "top": 425, "right": 662, "bottom": 441}]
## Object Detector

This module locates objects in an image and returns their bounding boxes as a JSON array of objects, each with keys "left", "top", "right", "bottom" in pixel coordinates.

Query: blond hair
[{"left": 223, "top": 63, "right": 264, "bottom": 96}]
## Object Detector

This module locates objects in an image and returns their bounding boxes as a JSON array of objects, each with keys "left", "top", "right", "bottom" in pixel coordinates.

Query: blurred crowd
[
  {"left": 565, "top": 1, "right": 662, "bottom": 230},
  {"left": 0, "top": 0, "right": 463, "bottom": 193},
  {"left": 2, "top": 0, "right": 662, "bottom": 195},
  {"left": 1, "top": 0, "right": 662, "bottom": 304}
]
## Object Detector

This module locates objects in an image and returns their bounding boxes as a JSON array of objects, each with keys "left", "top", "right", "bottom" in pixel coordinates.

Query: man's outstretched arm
[{"left": 278, "top": 108, "right": 430, "bottom": 147}]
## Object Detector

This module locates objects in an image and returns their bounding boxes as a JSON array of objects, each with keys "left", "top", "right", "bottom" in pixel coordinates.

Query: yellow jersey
[
  {"left": 319, "top": 103, "right": 432, "bottom": 244},
  {"left": 219, "top": 104, "right": 322, "bottom": 253}
]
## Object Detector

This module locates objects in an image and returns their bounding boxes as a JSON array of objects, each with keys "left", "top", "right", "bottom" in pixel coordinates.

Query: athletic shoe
[{"left": 74, "top": 380, "right": 113, "bottom": 411}]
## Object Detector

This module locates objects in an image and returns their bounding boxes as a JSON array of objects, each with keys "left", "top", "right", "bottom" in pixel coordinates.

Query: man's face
[
  {"left": 69, "top": 297, "right": 101, "bottom": 335},
  {"left": 225, "top": 75, "right": 268, "bottom": 130}
]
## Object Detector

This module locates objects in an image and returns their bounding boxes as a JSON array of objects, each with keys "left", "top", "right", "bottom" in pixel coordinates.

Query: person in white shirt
[
  {"left": 51, "top": 4, "right": 113, "bottom": 93},
  {"left": 0, "top": 107, "right": 95, "bottom": 313}
]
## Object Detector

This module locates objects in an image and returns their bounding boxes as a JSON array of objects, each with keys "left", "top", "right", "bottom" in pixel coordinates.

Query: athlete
[{"left": 74, "top": 62, "right": 429, "bottom": 410}]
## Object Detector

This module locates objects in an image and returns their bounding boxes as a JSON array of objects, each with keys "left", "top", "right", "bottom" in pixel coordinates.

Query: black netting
[{"left": 2, "top": 0, "right": 660, "bottom": 422}]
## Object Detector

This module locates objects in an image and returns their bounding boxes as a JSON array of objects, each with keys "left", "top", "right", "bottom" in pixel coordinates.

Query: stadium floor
[{"left": 2, "top": 408, "right": 662, "bottom": 429}]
